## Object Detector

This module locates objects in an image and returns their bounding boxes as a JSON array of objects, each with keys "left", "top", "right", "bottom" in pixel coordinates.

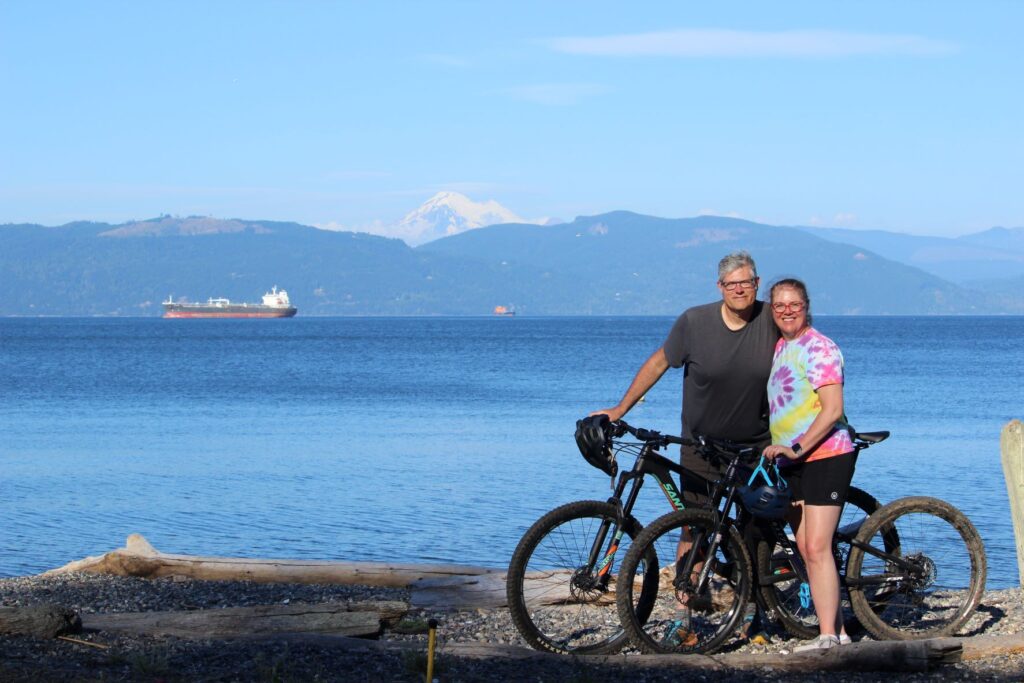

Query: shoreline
[{"left": 2, "top": 572, "right": 1023, "bottom": 682}]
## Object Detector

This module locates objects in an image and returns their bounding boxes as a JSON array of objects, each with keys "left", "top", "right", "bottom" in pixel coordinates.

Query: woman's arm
[{"left": 763, "top": 383, "right": 844, "bottom": 460}]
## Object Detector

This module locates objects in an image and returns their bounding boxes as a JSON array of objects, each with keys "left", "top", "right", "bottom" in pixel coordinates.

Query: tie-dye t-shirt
[{"left": 768, "top": 327, "right": 853, "bottom": 464}]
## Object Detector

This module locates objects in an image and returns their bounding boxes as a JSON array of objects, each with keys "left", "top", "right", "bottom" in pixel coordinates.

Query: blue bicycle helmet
[
  {"left": 574, "top": 415, "right": 618, "bottom": 478},
  {"left": 738, "top": 457, "right": 792, "bottom": 519}
]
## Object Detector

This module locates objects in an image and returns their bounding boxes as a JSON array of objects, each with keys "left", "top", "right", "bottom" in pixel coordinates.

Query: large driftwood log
[
  {"left": 442, "top": 638, "right": 962, "bottom": 672},
  {"left": 0, "top": 605, "right": 81, "bottom": 638},
  {"left": 45, "top": 534, "right": 501, "bottom": 588},
  {"left": 411, "top": 572, "right": 509, "bottom": 609},
  {"left": 81, "top": 601, "right": 408, "bottom": 639},
  {"left": 195, "top": 633, "right": 963, "bottom": 673}
]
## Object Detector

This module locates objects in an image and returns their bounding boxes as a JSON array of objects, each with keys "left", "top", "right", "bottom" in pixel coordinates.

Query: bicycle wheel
[
  {"left": 506, "top": 500, "right": 657, "bottom": 654},
  {"left": 616, "top": 509, "right": 752, "bottom": 654},
  {"left": 847, "top": 496, "right": 986, "bottom": 640},
  {"left": 757, "top": 485, "right": 899, "bottom": 639}
]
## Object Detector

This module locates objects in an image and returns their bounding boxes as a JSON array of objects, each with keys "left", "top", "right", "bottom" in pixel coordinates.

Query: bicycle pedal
[{"left": 687, "top": 594, "right": 713, "bottom": 613}]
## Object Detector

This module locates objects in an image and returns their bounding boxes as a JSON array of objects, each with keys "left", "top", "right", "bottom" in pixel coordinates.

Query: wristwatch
[{"left": 791, "top": 442, "right": 803, "bottom": 457}]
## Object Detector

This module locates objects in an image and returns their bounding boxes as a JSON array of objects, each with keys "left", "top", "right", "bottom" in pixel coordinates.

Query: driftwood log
[
  {"left": 442, "top": 638, "right": 964, "bottom": 672},
  {"left": 45, "top": 534, "right": 502, "bottom": 589},
  {"left": 187, "top": 632, "right": 964, "bottom": 673},
  {"left": 411, "top": 572, "right": 509, "bottom": 609},
  {"left": 82, "top": 600, "right": 407, "bottom": 639},
  {"left": 0, "top": 604, "right": 82, "bottom": 638},
  {"left": 45, "top": 539, "right": 671, "bottom": 610}
]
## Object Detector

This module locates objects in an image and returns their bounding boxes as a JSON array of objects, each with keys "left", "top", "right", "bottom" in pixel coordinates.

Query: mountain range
[
  {"left": 793, "top": 224, "right": 1024, "bottom": 285},
  {"left": 2, "top": 207, "right": 1022, "bottom": 316}
]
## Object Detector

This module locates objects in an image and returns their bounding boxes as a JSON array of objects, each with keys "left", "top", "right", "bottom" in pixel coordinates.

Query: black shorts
[
  {"left": 782, "top": 451, "right": 857, "bottom": 507},
  {"left": 679, "top": 441, "right": 766, "bottom": 508}
]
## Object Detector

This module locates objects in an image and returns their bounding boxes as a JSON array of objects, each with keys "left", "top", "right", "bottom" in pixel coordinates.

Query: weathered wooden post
[{"left": 1002, "top": 420, "right": 1024, "bottom": 588}]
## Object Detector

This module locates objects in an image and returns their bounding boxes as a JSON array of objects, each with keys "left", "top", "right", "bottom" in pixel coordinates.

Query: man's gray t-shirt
[{"left": 662, "top": 300, "right": 778, "bottom": 443}]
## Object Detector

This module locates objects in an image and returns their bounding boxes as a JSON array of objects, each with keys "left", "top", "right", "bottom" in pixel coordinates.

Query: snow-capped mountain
[{"left": 393, "top": 191, "right": 530, "bottom": 246}]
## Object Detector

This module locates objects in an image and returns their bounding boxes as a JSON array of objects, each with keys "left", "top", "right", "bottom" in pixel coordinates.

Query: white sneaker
[
  {"left": 839, "top": 634, "right": 852, "bottom": 645},
  {"left": 793, "top": 635, "right": 840, "bottom": 653}
]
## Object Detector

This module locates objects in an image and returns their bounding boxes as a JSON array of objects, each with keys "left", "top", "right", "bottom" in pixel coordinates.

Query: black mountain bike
[
  {"left": 615, "top": 431, "right": 987, "bottom": 653},
  {"left": 506, "top": 420, "right": 885, "bottom": 654}
]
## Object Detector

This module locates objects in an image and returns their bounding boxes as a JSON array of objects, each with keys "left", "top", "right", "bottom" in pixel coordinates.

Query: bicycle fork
[{"left": 583, "top": 458, "right": 648, "bottom": 590}]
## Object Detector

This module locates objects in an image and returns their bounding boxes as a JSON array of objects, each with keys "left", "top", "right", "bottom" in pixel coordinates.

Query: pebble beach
[{"left": 2, "top": 573, "right": 1023, "bottom": 682}]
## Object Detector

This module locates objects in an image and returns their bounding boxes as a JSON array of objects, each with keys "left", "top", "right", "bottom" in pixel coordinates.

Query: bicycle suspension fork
[{"left": 585, "top": 449, "right": 649, "bottom": 586}]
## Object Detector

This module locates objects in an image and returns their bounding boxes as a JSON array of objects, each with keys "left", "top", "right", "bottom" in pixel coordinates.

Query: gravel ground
[{"left": 1, "top": 573, "right": 1023, "bottom": 682}]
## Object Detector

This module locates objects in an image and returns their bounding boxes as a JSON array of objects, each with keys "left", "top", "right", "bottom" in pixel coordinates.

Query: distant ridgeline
[{"left": 1, "top": 213, "right": 1022, "bottom": 316}]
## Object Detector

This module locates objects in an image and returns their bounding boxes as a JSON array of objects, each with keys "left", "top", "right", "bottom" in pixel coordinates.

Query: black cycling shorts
[{"left": 782, "top": 451, "right": 857, "bottom": 507}]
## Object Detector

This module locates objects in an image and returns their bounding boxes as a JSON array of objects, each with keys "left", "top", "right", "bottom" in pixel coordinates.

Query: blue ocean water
[{"left": 0, "top": 316, "right": 1021, "bottom": 588}]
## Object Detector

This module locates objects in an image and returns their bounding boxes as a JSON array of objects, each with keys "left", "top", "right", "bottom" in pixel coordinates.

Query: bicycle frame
[
  {"left": 579, "top": 424, "right": 898, "bottom": 618},
  {"left": 671, "top": 449, "right": 754, "bottom": 606},
  {"left": 583, "top": 440, "right": 690, "bottom": 588},
  {"left": 751, "top": 435, "right": 900, "bottom": 595}
]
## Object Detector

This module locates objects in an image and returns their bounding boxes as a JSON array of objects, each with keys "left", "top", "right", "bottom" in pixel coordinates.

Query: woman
[{"left": 762, "top": 278, "right": 856, "bottom": 652}]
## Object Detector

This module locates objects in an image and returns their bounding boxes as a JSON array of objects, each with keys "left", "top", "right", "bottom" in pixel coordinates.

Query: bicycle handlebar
[
  {"left": 612, "top": 420, "right": 691, "bottom": 447},
  {"left": 611, "top": 419, "right": 888, "bottom": 459},
  {"left": 611, "top": 419, "right": 755, "bottom": 459}
]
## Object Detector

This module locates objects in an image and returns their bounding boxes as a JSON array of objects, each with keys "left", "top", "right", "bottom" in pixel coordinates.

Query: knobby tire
[
  {"left": 616, "top": 508, "right": 752, "bottom": 654},
  {"left": 506, "top": 500, "right": 656, "bottom": 654},
  {"left": 846, "top": 495, "right": 986, "bottom": 640}
]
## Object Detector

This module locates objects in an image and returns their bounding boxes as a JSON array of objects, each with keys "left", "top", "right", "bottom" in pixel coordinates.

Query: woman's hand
[{"left": 762, "top": 444, "right": 796, "bottom": 461}]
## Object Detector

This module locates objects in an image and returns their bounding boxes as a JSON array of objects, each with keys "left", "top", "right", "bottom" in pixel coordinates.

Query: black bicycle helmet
[
  {"left": 574, "top": 415, "right": 618, "bottom": 478},
  {"left": 738, "top": 458, "right": 792, "bottom": 519}
]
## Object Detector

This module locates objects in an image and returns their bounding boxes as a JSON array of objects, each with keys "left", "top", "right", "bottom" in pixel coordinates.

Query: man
[
  {"left": 594, "top": 250, "right": 778, "bottom": 503},
  {"left": 592, "top": 250, "right": 779, "bottom": 643}
]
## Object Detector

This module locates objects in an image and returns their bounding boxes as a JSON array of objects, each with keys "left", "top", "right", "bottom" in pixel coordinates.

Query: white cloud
[
  {"left": 550, "top": 29, "right": 956, "bottom": 58},
  {"left": 833, "top": 212, "right": 858, "bottom": 226},
  {"left": 494, "top": 83, "right": 611, "bottom": 105}
]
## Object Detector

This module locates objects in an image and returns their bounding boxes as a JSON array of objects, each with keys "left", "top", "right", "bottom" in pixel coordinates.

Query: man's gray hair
[{"left": 717, "top": 251, "right": 758, "bottom": 281}]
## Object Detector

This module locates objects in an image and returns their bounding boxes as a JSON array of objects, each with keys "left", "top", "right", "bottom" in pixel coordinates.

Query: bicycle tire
[
  {"left": 506, "top": 500, "right": 657, "bottom": 654},
  {"left": 616, "top": 509, "right": 752, "bottom": 654},
  {"left": 847, "top": 495, "right": 986, "bottom": 640},
  {"left": 756, "top": 485, "right": 899, "bottom": 639}
]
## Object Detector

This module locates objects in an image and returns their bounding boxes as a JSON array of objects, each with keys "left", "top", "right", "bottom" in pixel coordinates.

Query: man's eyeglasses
[
  {"left": 720, "top": 278, "right": 758, "bottom": 291},
  {"left": 771, "top": 301, "right": 806, "bottom": 313}
]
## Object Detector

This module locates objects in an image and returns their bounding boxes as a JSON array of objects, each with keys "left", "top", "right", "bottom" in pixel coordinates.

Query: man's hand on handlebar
[{"left": 589, "top": 406, "right": 625, "bottom": 422}]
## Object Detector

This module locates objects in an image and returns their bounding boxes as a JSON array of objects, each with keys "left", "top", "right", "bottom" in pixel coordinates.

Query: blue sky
[{"left": 2, "top": 1, "right": 1021, "bottom": 237}]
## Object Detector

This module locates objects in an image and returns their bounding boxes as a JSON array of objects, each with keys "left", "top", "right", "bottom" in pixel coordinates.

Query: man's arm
[{"left": 590, "top": 347, "right": 670, "bottom": 422}]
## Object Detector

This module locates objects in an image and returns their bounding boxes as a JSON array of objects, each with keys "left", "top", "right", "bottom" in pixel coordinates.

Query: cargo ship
[
  {"left": 162, "top": 286, "right": 297, "bottom": 319},
  {"left": 493, "top": 305, "right": 516, "bottom": 316}
]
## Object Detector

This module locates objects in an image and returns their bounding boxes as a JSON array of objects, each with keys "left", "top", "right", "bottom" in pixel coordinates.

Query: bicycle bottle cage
[{"left": 738, "top": 456, "right": 792, "bottom": 519}]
